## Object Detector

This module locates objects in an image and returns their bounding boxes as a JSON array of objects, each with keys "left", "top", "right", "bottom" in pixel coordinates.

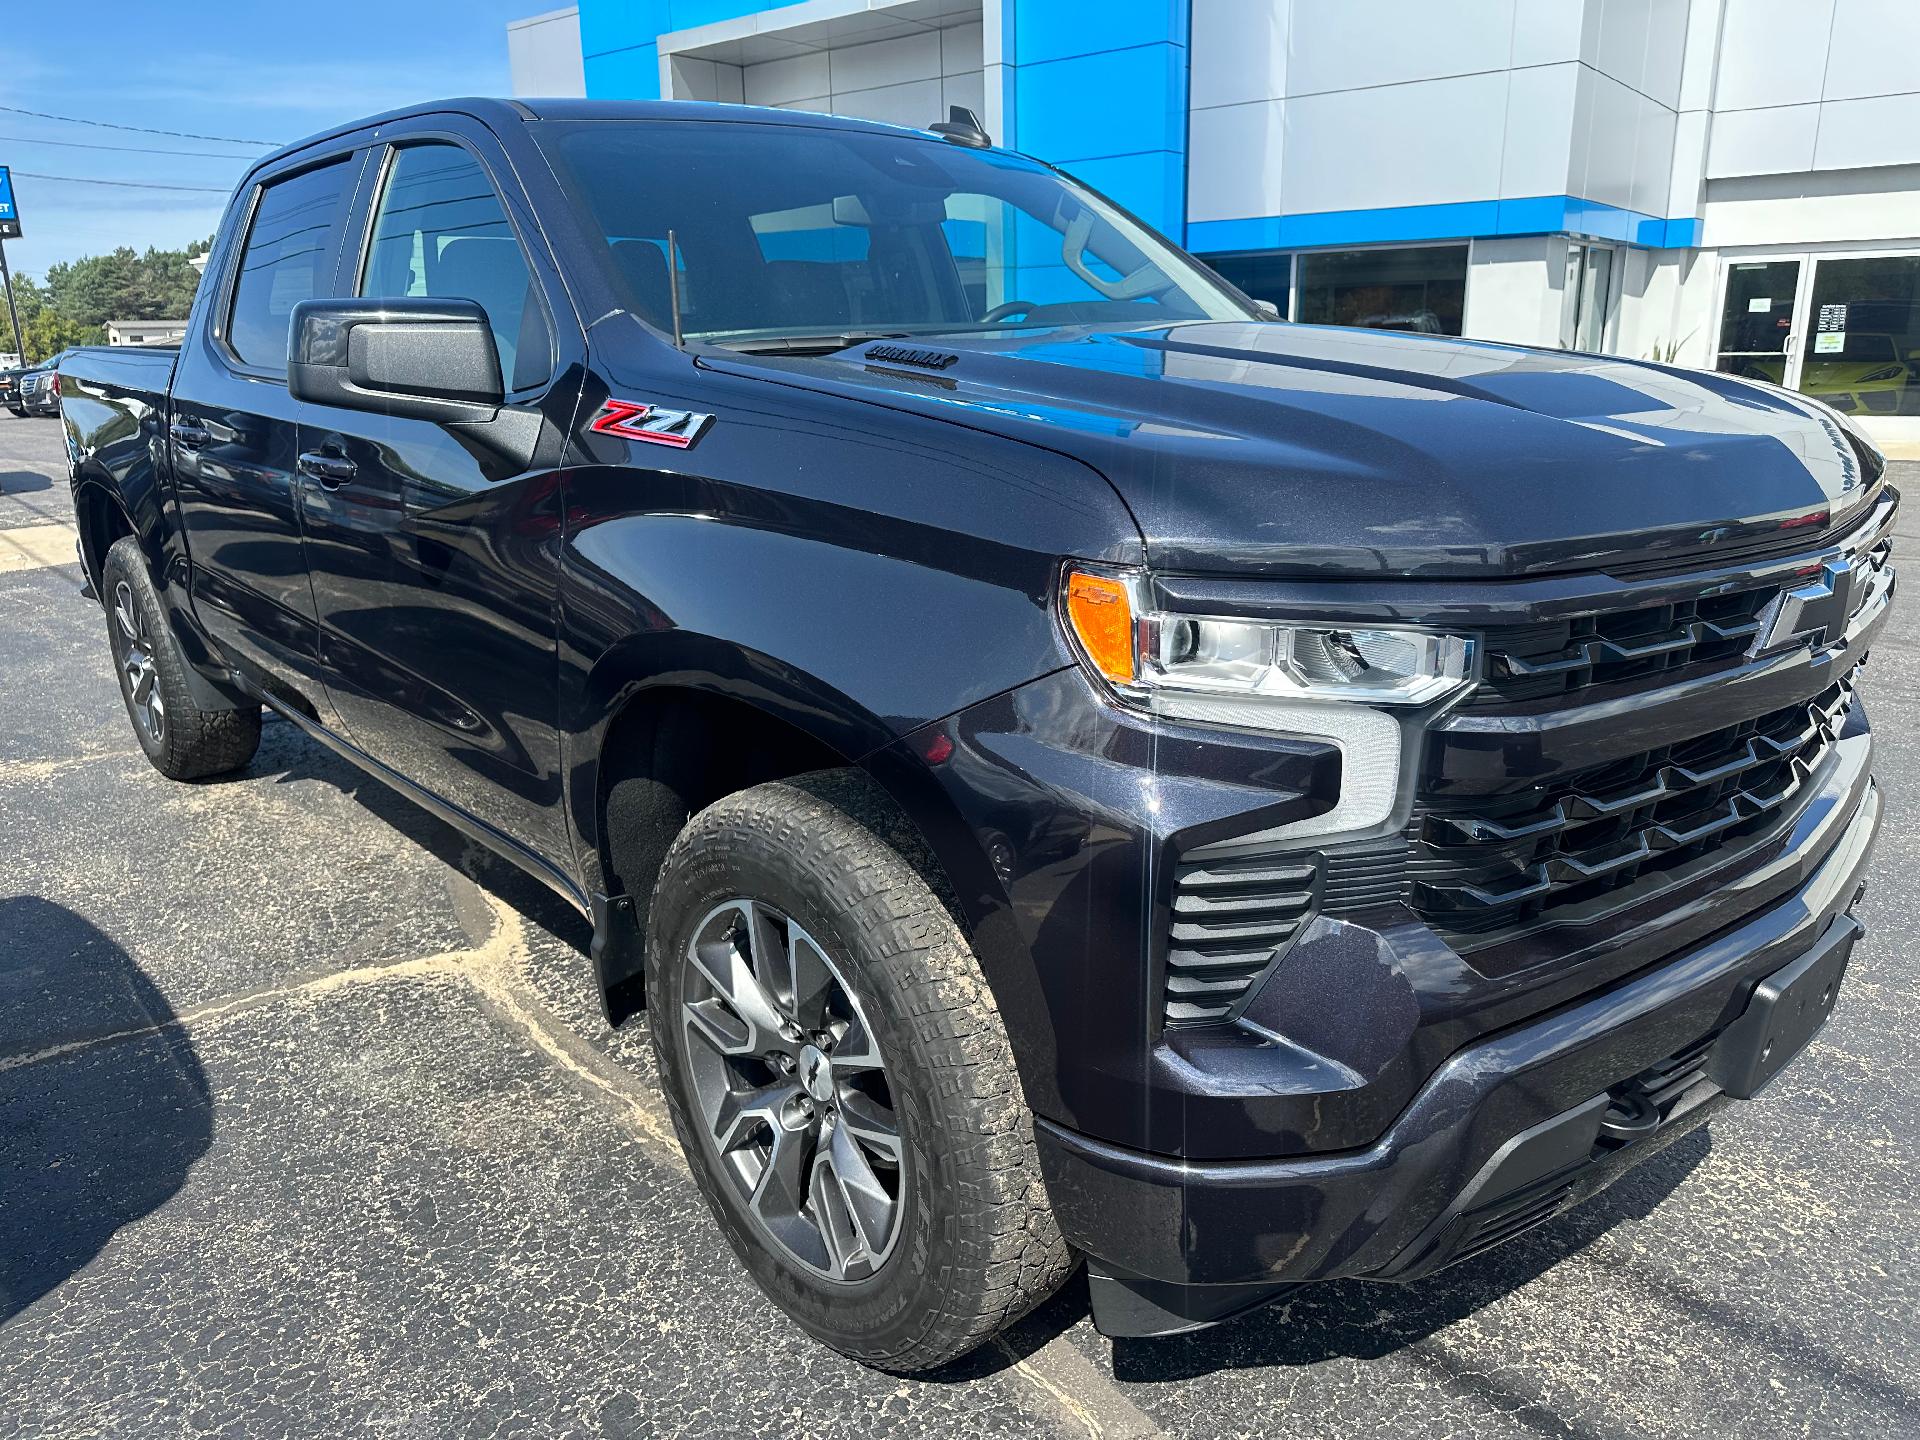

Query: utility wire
[
  {"left": 0, "top": 104, "right": 280, "bottom": 147},
  {"left": 0, "top": 131, "right": 258, "bottom": 160},
  {"left": 10, "top": 171, "right": 232, "bottom": 193}
]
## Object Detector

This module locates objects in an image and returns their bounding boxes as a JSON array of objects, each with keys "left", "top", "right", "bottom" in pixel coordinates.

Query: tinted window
[
  {"left": 227, "top": 159, "right": 354, "bottom": 370},
  {"left": 360, "top": 144, "right": 549, "bottom": 390},
  {"left": 1294, "top": 245, "right": 1467, "bottom": 336},
  {"left": 535, "top": 121, "right": 1251, "bottom": 345}
]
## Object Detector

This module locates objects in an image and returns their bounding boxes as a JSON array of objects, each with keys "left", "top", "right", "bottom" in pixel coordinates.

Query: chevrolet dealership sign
[{"left": 0, "top": 167, "right": 20, "bottom": 238}]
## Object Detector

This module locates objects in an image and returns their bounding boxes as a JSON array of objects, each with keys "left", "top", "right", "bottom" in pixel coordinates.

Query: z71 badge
[{"left": 588, "top": 399, "right": 715, "bottom": 449}]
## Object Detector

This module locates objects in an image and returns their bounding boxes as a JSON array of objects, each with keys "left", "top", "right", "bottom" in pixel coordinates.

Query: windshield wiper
[{"left": 712, "top": 331, "right": 913, "bottom": 356}]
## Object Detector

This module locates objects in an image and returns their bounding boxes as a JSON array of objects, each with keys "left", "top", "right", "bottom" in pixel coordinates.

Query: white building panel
[
  {"left": 1706, "top": 103, "right": 1821, "bottom": 177},
  {"left": 832, "top": 76, "right": 945, "bottom": 127},
  {"left": 1286, "top": 0, "right": 1515, "bottom": 97},
  {"left": 742, "top": 52, "right": 831, "bottom": 106},
  {"left": 828, "top": 29, "right": 943, "bottom": 94},
  {"left": 1188, "top": 99, "right": 1285, "bottom": 222},
  {"left": 1499, "top": 63, "right": 1580, "bottom": 198},
  {"left": 507, "top": 7, "right": 586, "bottom": 97},
  {"left": 1811, "top": 92, "right": 1920, "bottom": 173},
  {"left": 1511, "top": 0, "right": 1587, "bottom": 69},
  {"left": 1190, "top": 0, "right": 1289, "bottom": 110},
  {"left": 1282, "top": 72, "right": 1508, "bottom": 213},
  {"left": 1713, "top": 0, "right": 1836, "bottom": 111},
  {"left": 1820, "top": 0, "right": 1920, "bottom": 102}
]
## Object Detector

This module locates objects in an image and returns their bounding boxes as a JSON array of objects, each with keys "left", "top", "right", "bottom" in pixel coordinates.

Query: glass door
[
  {"left": 1562, "top": 242, "right": 1616, "bottom": 352},
  {"left": 1794, "top": 254, "right": 1920, "bottom": 421},
  {"left": 1715, "top": 259, "right": 1802, "bottom": 386}
]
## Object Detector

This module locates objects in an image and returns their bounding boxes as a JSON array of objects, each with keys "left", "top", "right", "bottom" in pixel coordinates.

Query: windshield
[{"left": 535, "top": 118, "right": 1253, "bottom": 347}]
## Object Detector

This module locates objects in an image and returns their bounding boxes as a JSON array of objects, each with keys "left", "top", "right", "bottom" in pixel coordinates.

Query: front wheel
[
  {"left": 647, "top": 775, "right": 1071, "bottom": 1372},
  {"left": 101, "top": 537, "right": 261, "bottom": 780}
]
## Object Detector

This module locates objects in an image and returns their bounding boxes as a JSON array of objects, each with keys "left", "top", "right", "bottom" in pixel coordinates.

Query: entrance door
[
  {"left": 1792, "top": 253, "right": 1920, "bottom": 428},
  {"left": 1717, "top": 251, "right": 1920, "bottom": 447},
  {"left": 1714, "top": 259, "right": 1802, "bottom": 387}
]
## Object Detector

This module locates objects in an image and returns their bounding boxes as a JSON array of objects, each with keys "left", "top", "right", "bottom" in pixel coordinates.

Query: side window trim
[
  {"left": 353, "top": 133, "right": 556, "bottom": 396},
  {"left": 210, "top": 146, "right": 371, "bottom": 381}
]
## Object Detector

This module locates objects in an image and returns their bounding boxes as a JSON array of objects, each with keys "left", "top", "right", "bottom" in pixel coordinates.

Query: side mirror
[
  {"left": 1255, "top": 299, "right": 1281, "bottom": 321},
  {"left": 289, "top": 298, "right": 504, "bottom": 419}
]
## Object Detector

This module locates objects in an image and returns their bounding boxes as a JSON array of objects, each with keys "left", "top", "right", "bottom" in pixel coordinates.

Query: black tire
[
  {"left": 8, "top": 407, "right": 25, "bottom": 418},
  {"left": 101, "top": 536, "right": 261, "bottom": 780},
  {"left": 647, "top": 774, "right": 1071, "bottom": 1373}
]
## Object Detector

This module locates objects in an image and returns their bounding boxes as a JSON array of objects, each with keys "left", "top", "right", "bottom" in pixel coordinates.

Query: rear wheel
[
  {"left": 647, "top": 775, "right": 1071, "bottom": 1372},
  {"left": 101, "top": 537, "right": 261, "bottom": 780}
]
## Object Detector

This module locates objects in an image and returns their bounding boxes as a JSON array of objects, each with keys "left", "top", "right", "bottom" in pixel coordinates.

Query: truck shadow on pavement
[
  {"left": 0, "top": 469, "right": 54, "bottom": 495},
  {"left": 0, "top": 896, "right": 214, "bottom": 1324}
]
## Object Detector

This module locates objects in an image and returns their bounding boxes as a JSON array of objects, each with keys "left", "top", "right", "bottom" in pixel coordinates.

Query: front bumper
[{"left": 1036, "top": 772, "right": 1878, "bottom": 1336}]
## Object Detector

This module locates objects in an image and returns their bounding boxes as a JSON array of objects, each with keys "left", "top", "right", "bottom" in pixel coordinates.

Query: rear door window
[{"left": 226, "top": 158, "right": 357, "bottom": 372}]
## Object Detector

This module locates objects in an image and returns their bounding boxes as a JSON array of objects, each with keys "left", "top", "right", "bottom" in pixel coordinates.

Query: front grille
[
  {"left": 1163, "top": 852, "right": 1319, "bottom": 1026},
  {"left": 1469, "top": 585, "right": 1776, "bottom": 708},
  {"left": 1410, "top": 668, "right": 1860, "bottom": 940}
]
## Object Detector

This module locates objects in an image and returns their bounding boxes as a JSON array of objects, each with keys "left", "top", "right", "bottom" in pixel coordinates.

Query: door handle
[
  {"left": 168, "top": 421, "right": 211, "bottom": 449},
  {"left": 297, "top": 450, "right": 357, "bottom": 489}
]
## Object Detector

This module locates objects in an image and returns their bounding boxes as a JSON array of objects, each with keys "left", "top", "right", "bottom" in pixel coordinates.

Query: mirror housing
[
  {"left": 288, "top": 297, "right": 545, "bottom": 473},
  {"left": 289, "top": 298, "right": 504, "bottom": 419}
]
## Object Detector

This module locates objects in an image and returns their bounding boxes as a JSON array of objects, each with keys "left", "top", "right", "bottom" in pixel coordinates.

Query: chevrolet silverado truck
[{"left": 61, "top": 98, "right": 1896, "bottom": 1371}]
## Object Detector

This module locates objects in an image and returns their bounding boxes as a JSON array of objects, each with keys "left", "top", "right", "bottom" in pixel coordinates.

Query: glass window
[
  {"left": 535, "top": 120, "right": 1252, "bottom": 347},
  {"left": 361, "top": 143, "right": 550, "bottom": 390},
  {"left": 226, "top": 158, "right": 354, "bottom": 371},
  {"left": 1202, "top": 252, "right": 1293, "bottom": 316},
  {"left": 1295, "top": 245, "right": 1467, "bottom": 335},
  {"left": 1713, "top": 259, "right": 1800, "bottom": 383},
  {"left": 1561, "top": 242, "right": 1616, "bottom": 352},
  {"left": 1797, "top": 254, "right": 1920, "bottom": 418}
]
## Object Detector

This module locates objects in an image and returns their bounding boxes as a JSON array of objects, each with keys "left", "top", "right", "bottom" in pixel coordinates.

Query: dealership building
[{"left": 508, "top": 0, "right": 1920, "bottom": 450}]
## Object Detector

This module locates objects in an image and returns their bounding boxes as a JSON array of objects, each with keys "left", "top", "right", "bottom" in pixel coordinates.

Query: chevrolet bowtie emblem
[{"left": 1750, "top": 555, "right": 1859, "bottom": 659}]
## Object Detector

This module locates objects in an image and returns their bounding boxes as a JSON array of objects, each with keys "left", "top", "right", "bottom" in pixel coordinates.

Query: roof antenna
[
  {"left": 930, "top": 105, "right": 992, "bottom": 148},
  {"left": 666, "top": 228, "right": 686, "bottom": 349}
]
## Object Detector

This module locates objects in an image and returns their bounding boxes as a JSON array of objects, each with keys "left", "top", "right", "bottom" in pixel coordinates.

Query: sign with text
[{"left": 0, "top": 167, "right": 19, "bottom": 239}]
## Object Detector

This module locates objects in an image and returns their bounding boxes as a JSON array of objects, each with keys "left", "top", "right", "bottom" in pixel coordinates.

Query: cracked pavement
[{"left": 2, "top": 417, "right": 1917, "bottom": 1438}]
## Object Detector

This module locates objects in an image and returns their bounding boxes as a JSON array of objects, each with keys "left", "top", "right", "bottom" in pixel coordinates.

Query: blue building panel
[
  {"left": 585, "top": 42, "right": 662, "bottom": 99},
  {"left": 1009, "top": 0, "right": 1189, "bottom": 66}
]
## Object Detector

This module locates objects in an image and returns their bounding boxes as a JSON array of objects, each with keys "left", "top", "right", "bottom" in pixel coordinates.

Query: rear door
[
  {"left": 169, "top": 149, "right": 367, "bottom": 714},
  {"left": 295, "top": 127, "right": 581, "bottom": 862}
]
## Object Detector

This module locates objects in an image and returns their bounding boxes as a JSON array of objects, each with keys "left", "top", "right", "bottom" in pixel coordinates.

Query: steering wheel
[{"left": 981, "top": 299, "right": 1039, "bottom": 324}]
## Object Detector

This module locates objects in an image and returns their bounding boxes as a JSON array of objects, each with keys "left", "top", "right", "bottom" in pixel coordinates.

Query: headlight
[
  {"left": 1856, "top": 366, "right": 1903, "bottom": 383},
  {"left": 1061, "top": 567, "right": 1476, "bottom": 713}
]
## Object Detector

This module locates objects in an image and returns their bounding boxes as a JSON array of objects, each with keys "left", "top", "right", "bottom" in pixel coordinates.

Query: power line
[
  {"left": 10, "top": 171, "right": 232, "bottom": 193},
  {"left": 0, "top": 104, "right": 280, "bottom": 147},
  {"left": 0, "top": 131, "right": 257, "bottom": 160}
]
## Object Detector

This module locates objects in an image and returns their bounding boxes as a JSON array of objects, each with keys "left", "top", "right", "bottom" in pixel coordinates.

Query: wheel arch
[{"left": 572, "top": 636, "right": 990, "bottom": 1027}]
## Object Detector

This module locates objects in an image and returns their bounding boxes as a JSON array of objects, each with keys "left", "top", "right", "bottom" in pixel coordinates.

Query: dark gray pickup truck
[{"left": 60, "top": 97, "right": 1896, "bottom": 1371}]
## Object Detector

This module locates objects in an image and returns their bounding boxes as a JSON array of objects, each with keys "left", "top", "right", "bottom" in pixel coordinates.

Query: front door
[{"left": 295, "top": 136, "right": 578, "bottom": 863}]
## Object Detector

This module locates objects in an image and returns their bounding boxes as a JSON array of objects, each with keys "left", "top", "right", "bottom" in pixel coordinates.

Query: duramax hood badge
[{"left": 588, "top": 399, "right": 714, "bottom": 449}]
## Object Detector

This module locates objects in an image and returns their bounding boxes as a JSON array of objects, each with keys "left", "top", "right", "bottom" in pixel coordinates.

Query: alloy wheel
[
  {"left": 113, "top": 580, "right": 165, "bottom": 743},
  {"left": 680, "top": 898, "right": 904, "bottom": 1282}
]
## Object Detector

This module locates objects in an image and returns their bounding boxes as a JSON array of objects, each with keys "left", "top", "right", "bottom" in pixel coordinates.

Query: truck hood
[{"left": 720, "top": 320, "right": 1882, "bottom": 579}]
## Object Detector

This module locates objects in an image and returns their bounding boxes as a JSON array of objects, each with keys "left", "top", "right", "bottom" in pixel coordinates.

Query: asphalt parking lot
[{"left": 2, "top": 412, "right": 1917, "bottom": 1439}]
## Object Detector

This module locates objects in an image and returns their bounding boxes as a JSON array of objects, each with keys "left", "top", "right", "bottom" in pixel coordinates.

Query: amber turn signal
[{"left": 1064, "top": 570, "right": 1136, "bottom": 686}]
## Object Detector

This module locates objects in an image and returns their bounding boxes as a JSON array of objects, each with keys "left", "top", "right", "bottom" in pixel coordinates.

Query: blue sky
[{"left": 2, "top": 0, "right": 545, "bottom": 278}]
